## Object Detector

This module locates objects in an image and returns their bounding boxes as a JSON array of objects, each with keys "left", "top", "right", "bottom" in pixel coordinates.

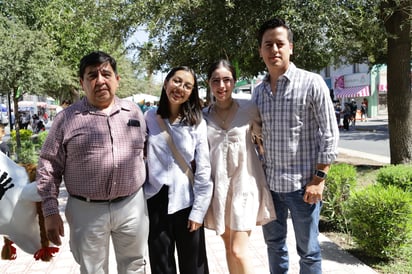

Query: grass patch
[{"left": 354, "top": 165, "right": 382, "bottom": 188}]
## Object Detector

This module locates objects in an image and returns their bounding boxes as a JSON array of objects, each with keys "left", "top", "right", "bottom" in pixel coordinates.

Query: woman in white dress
[{"left": 203, "top": 59, "right": 275, "bottom": 274}]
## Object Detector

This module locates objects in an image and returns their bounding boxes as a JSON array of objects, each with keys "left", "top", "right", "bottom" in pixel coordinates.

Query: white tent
[{"left": 132, "top": 94, "right": 160, "bottom": 104}]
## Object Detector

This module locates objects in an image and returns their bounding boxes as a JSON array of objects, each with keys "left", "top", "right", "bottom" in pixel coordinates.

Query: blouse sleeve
[{"left": 189, "top": 119, "right": 213, "bottom": 223}]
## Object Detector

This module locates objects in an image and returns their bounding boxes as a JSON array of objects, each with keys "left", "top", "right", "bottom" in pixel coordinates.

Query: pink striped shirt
[{"left": 36, "top": 97, "right": 147, "bottom": 217}]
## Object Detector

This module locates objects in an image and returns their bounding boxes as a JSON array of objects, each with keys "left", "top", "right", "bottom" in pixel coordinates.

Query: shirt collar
[
  {"left": 262, "top": 62, "right": 296, "bottom": 84},
  {"left": 75, "top": 97, "right": 132, "bottom": 115}
]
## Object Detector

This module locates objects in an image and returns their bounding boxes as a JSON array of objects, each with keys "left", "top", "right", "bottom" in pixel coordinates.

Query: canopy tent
[
  {"left": 18, "top": 101, "right": 47, "bottom": 108},
  {"left": 132, "top": 94, "right": 160, "bottom": 104},
  {"left": 17, "top": 101, "right": 55, "bottom": 112},
  {"left": 334, "top": 85, "right": 370, "bottom": 99}
]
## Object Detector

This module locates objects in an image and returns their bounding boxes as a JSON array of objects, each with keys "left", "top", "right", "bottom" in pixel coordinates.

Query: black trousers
[{"left": 147, "top": 185, "right": 209, "bottom": 274}]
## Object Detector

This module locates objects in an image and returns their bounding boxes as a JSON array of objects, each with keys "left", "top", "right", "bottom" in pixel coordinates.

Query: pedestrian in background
[
  {"left": 252, "top": 18, "right": 339, "bottom": 274},
  {"left": 0, "top": 124, "right": 10, "bottom": 157},
  {"left": 144, "top": 66, "right": 212, "bottom": 274},
  {"left": 56, "top": 99, "right": 72, "bottom": 114},
  {"left": 361, "top": 98, "right": 368, "bottom": 121},
  {"left": 343, "top": 102, "right": 352, "bottom": 131},
  {"left": 350, "top": 99, "right": 358, "bottom": 126},
  {"left": 203, "top": 59, "right": 276, "bottom": 274},
  {"left": 36, "top": 51, "right": 148, "bottom": 274}
]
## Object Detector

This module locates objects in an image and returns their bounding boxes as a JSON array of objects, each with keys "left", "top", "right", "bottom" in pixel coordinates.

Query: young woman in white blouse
[{"left": 144, "top": 66, "right": 213, "bottom": 274}]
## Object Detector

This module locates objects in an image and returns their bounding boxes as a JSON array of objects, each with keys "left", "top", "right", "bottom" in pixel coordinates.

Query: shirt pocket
[{"left": 128, "top": 126, "right": 145, "bottom": 149}]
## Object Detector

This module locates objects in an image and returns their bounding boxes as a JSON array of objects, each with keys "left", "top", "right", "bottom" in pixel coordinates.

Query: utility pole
[{"left": 7, "top": 91, "right": 13, "bottom": 130}]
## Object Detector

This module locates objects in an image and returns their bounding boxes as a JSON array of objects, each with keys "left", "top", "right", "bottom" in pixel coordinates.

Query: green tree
[
  {"left": 36, "top": 0, "right": 138, "bottom": 101},
  {"left": 0, "top": 15, "right": 57, "bottom": 151},
  {"left": 135, "top": 0, "right": 386, "bottom": 77},
  {"left": 1, "top": 0, "right": 150, "bottom": 101},
  {"left": 134, "top": 0, "right": 411, "bottom": 164},
  {"left": 0, "top": 1, "right": 149, "bottom": 155}
]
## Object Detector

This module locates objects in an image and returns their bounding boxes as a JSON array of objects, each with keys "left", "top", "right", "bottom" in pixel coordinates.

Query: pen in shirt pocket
[{"left": 127, "top": 119, "right": 140, "bottom": 127}]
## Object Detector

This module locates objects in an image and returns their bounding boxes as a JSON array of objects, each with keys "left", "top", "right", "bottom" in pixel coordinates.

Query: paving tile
[{"left": 1, "top": 186, "right": 377, "bottom": 274}]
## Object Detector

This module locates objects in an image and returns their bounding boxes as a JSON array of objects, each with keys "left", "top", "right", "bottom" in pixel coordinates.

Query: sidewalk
[
  {"left": 0, "top": 182, "right": 379, "bottom": 274},
  {"left": 0, "top": 119, "right": 387, "bottom": 273}
]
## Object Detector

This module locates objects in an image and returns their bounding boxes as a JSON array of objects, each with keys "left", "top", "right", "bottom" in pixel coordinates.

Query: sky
[{"left": 126, "top": 28, "right": 164, "bottom": 83}]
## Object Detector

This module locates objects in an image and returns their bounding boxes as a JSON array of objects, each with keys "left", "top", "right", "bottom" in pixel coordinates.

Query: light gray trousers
[{"left": 65, "top": 188, "right": 149, "bottom": 274}]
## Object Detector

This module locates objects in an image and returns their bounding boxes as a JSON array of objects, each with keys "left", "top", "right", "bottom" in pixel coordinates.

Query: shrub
[
  {"left": 376, "top": 164, "right": 412, "bottom": 192},
  {"left": 9, "top": 129, "right": 33, "bottom": 142},
  {"left": 8, "top": 129, "right": 33, "bottom": 155},
  {"left": 36, "top": 131, "right": 48, "bottom": 148},
  {"left": 321, "top": 163, "right": 357, "bottom": 232},
  {"left": 347, "top": 184, "right": 412, "bottom": 260},
  {"left": 8, "top": 129, "right": 48, "bottom": 164}
]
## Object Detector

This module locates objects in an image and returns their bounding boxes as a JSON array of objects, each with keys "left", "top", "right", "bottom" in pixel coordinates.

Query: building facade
[{"left": 319, "top": 63, "right": 388, "bottom": 118}]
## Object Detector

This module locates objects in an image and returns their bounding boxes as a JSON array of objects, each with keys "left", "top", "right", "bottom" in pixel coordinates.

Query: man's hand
[
  {"left": 45, "top": 214, "right": 65, "bottom": 246},
  {"left": 187, "top": 220, "right": 202, "bottom": 232},
  {"left": 303, "top": 179, "right": 325, "bottom": 205}
]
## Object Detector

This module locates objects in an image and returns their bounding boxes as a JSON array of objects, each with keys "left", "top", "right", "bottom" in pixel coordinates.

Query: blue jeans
[{"left": 262, "top": 189, "right": 322, "bottom": 274}]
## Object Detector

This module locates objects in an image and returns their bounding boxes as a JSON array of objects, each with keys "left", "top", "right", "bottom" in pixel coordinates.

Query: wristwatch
[{"left": 314, "top": 169, "right": 328, "bottom": 179}]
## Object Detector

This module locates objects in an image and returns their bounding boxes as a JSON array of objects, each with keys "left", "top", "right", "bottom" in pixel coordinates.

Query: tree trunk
[
  {"left": 13, "top": 94, "right": 22, "bottom": 150},
  {"left": 383, "top": 0, "right": 412, "bottom": 164}
]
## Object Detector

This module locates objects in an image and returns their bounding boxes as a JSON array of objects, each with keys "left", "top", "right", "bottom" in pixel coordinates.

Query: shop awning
[{"left": 334, "top": 85, "right": 370, "bottom": 98}]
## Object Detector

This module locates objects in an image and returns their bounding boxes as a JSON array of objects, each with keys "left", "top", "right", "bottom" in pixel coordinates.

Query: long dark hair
[{"left": 157, "top": 66, "right": 202, "bottom": 126}]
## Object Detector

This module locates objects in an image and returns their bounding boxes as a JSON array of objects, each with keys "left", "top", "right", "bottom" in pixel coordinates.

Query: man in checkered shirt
[
  {"left": 252, "top": 18, "right": 339, "bottom": 274},
  {"left": 37, "top": 51, "right": 148, "bottom": 274}
]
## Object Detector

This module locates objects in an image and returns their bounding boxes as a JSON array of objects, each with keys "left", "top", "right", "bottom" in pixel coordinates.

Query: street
[{"left": 338, "top": 117, "right": 389, "bottom": 158}]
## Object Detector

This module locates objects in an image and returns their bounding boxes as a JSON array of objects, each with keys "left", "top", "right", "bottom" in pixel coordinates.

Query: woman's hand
[{"left": 187, "top": 220, "right": 202, "bottom": 232}]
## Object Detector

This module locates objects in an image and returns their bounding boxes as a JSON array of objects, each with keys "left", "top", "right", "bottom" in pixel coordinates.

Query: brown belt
[{"left": 71, "top": 194, "right": 129, "bottom": 203}]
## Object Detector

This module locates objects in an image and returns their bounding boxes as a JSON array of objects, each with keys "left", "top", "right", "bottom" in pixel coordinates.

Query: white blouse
[{"left": 144, "top": 108, "right": 213, "bottom": 224}]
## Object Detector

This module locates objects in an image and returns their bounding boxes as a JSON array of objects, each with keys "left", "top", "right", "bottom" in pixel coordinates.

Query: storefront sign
[
  {"left": 344, "top": 73, "right": 370, "bottom": 87},
  {"left": 379, "top": 70, "right": 387, "bottom": 93}
]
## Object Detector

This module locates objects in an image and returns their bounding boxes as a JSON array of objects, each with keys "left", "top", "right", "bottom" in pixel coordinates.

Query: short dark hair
[
  {"left": 78, "top": 51, "right": 117, "bottom": 79},
  {"left": 257, "top": 17, "right": 293, "bottom": 46},
  {"left": 207, "top": 59, "right": 237, "bottom": 82}
]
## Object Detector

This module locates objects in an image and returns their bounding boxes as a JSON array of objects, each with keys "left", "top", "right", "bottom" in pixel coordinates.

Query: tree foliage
[
  {"left": 134, "top": 0, "right": 411, "bottom": 164},
  {"left": 0, "top": 0, "right": 410, "bottom": 163},
  {"left": 135, "top": 0, "right": 391, "bottom": 79},
  {"left": 0, "top": 0, "right": 152, "bottom": 103},
  {"left": 0, "top": 16, "right": 56, "bottom": 97}
]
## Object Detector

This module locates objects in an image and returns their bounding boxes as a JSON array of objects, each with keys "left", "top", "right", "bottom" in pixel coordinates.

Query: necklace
[{"left": 213, "top": 100, "right": 235, "bottom": 126}]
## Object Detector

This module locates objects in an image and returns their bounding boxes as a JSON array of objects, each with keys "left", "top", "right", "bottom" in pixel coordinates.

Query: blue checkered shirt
[{"left": 252, "top": 63, "right": 339, "bottom": 193}]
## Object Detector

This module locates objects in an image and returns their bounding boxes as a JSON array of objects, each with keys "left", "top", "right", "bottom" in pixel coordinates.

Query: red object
[
  {"left": 34, "top": 247, "right": 60, "bottom": 261},
  {"left": 1, "top": 238, "right": 17, "bottom": 260}
]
